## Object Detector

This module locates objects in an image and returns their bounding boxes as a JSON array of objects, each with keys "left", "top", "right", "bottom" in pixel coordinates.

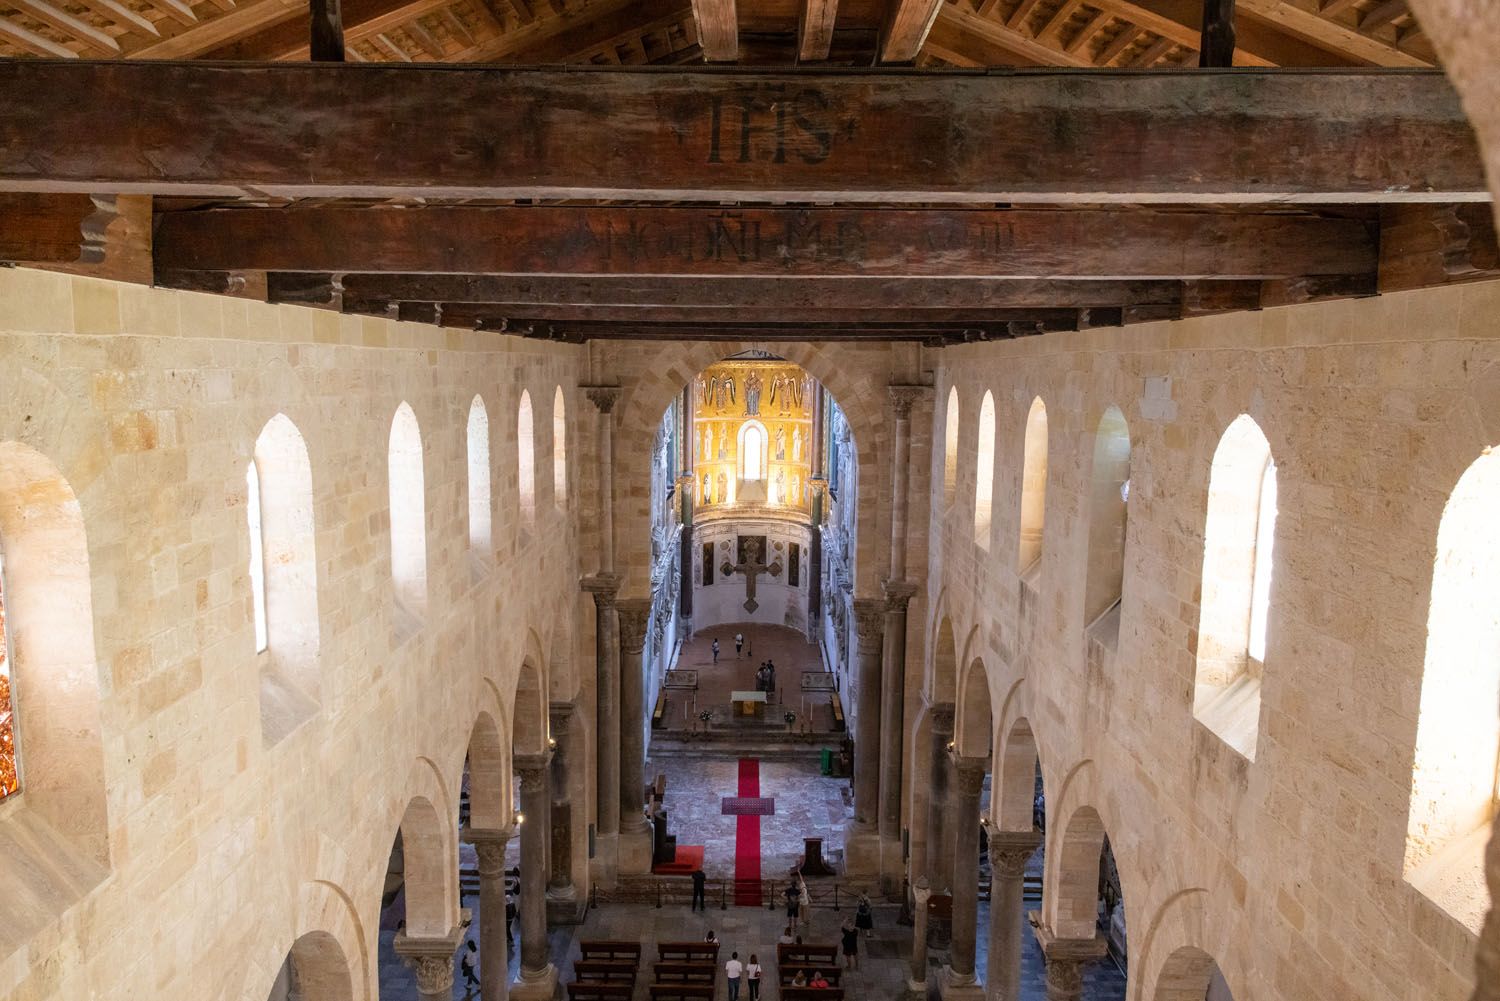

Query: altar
[{"left": 731, "top": 690, "right": 768, "bottom": 718}]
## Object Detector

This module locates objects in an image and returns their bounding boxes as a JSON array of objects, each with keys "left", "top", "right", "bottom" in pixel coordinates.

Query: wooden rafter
[
  {"left": 932, "top": 4, "right": 1089, "bottom": 65},
  {"left": 688, "top": 0, "right": 734, "bottom": 58},
  {"left": 1236, "top": 0, "right": 1430, "bottom": 65},
  {"left": 12, "top": 0, "right": 121, "bottom": 53},
  {"left": 797, "top": 0, "right": 838, "bottom": 60},
  {"left": 881, "top": 0, "right": 944, "bottom": 61}
]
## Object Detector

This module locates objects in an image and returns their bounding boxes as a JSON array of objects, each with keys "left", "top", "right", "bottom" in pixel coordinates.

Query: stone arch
[
  {"left": 548, "top": 614, "right": 576, "bottom": 703},
  {"left": 1085, "top": 405, "right": 1132, "bottom": 625},
  {"left": 1151, "top": 945, "right": 1231, "bottom": 1001},
  {"left": 955, "top": 656, "right": 993, "bottom": 759},
  {"left": 1048, "top": 802, "right": 1110, "bottom": 940},
  {"left": 279, "top": 931, "right": 356, "bottom": 1001},
  {"left": 466, "top": 698, "right": 512, "bottom": 831},
  {"left": 930, "top": 613, "right": 958, "bottom": 705},
  {"left": 1018, "top": 396, "right": 1048, "bottom": 573},
  {"left": 994, "top": 712, "right": 1039, "bottom": 832},
  {"left": 511, "top": 655, "right": 549, "bottom": 757},
  {"left": 974, "top": 389, "right": 996, "bottom": 550},
  {"left": 396, "top": 791, "right": 455, "bottom": 938}
]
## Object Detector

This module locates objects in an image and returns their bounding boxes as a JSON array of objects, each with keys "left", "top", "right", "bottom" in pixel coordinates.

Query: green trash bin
[{"left": 820, "top": 748, "right": 833, "bottom": 776}]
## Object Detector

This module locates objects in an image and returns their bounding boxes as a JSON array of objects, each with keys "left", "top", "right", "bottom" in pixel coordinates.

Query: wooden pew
[
  {"left": 781, "top": 988, "right": 845, "bottom": 1001},
  {"left": 778, "top": 966, "right": 843, "bottom": 986},
  {"left": 648, "top": 986, "right": 716, "bottom": 1001},
  {"left": 579, "top": 940, "right": 643, "bottom": 963},
  {"left": 653, "top": 962, "right": 716, "bottom": 985},
  {"left": 566, "top": 984, "right": 634, "bottom": 1001},
  {"left": 574, "top": 960, "right": 637, "bottom": 984},
  {"left": 829, "top": 691, "right": 846, "bottom": 731},
  {"left": 657, "top": 941, "right": 719, "bottom": 962},
  {"left": 776, "top": 943, "right": 839, "bottom": 967},
  {"left": 651, "top": 688, "right": 668, "bottom": 729}
]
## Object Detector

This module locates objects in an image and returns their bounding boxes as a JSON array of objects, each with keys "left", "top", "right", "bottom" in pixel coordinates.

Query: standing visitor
[
  {"left": 855, "top": 893, "right": 874, "bottom": 938},
  {"left": 735, "top": 631, "right": 744, "bottom": 657},
  {"left": 784, "top": 880, "right": 800, "bottom": 925},
  {"left": 712, "top": 638, "right": 720, "bottom": 663},
  {"left": 691, "top": 867, "right": 707, "bottom": 911},
  {"left": 725, "top": 951, "right": 744, "bottom": 1001},
  {"left": 746, "top": 953, "right": 762, "bottom": 1000},
  {"left": 797, "top": 874, "right": 812, "bottom": 931},
  {"left": 778, "top": 926, "right": 796, "bottom": 946},
  {"left": 460, "top": 940, "right": 480, "bottom": 993},
  {"left": 840, "top": 919, "right": 860, "bottom": 970}
]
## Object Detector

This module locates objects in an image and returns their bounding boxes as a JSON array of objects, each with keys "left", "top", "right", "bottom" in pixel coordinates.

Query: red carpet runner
[{"left": 733, "top": 757, "right": 763, "bottom": 906}]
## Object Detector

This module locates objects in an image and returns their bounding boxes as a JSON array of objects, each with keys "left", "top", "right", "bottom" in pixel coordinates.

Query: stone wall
[
  {"left": 0, "top": 266, "right": 585, "bottom": 1001},
  {"left": 928, "top": 280, "right": 1500, "bottom": 1000}
]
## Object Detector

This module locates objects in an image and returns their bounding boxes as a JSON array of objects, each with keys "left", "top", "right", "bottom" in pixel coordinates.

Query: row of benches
[{"left": 570, "top": 987, "right": 844, "bottom": 1001}]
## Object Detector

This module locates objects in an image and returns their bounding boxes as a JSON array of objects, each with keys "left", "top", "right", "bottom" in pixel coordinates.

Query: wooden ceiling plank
[
  {"left": 797, "top": 0, "right": 838, "bottom": 60},
  {"left": 1036, "top": 0, "right": 1081, "bottom": 39},
  {"left": 1005, "top": 0, "right": 1045, "bottom": 30},
  {"left": 881, "top": 0, "right": 944, "bottom": 61},
  {"left": 404, "top": 16, "right": 446, "bottom": 56},
  {"left": 1064, "top": 8, "right": 1110, "bottom": 52},
  {"left": 1318, "top": 0, "right": 1359, "bottom": 15},
  {"left": 936, "top": 4, "right": 1088, "bottom": 64},
  {"left": 439, "top": 7, "right": 474, "bottom": 45},
  {"left": 1, "top": 63, "right": 1481, "bottom": 203},
  {"left": 75, "top": 0, "right": 159, "bottom": 36},
  {"left": 689, "top": 0, "right": 736, "bottom": 59},
  {"left": 372, "top": 29, "right": 412, "bottom": 57},
  {"left": 14, "top": 0, "right": 121, "bottom": 53},
  {"left": 153, "top": 204, "right": 1378, "bottom": 279},
  {"left": 1132, "top": 33, "right": 1174, "bottom": 65},
  {"left": 1235, "top": 0, "right": 1429, "bottom": 64},
  {"left": 508, "top": 0, "right": 535, "bottom": 24},
  {"left": 1093, "top": 21, "right": 1140, "bottom": 63},
  {"left": 129, "top": 0, "right": 303, "bottom": 58},
  {"left": 1359, "top": 0, "right": 1405, "bottom": 33},
  {"left": 0, "top": 14, "right": 79, "bottom": 55},
  {"left": 136, "top": 0, "right": 196, "bottom": 24},
  {"left": 473, "top": 0, "right": 690, "bottom": 63}
]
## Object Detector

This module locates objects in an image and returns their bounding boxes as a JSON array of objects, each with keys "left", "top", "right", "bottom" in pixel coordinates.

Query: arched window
[
  {"left": 944, "top": 386, "right": 959, "bottom": 509},
  {"left": 246, "top": 459, "right": 268, "bottom": 653},
  {"left": 1194, "top": 415, "right": 1275, "bottom": 759},
  {"left": 253, "top": 415, "right": 321, "bottom": 742},
  {"left": 389, "top": 403, "right": 427, "bottom": 618},
  {"left": 518, "top": 390, "right": 536, "bottom": 529},
  {"left": 1085, "top": 406, "right": 1131, "bottom": 628},
  {"left": 974, "top": 391, "right": 996, "bottom": 550},
  {"left": 0, "top": 537, "right": 15, "bottom": 801},
  {"left": 740, "top": 421, "right": 767, "bottom": 481},
  {"left": 1018, "top": 397, "right": 1048, "bottom": 572},
  {"left": 467, "top": 396, "right": 491, "bottom": 554},
  {"left": 553, "top": 386, "right": 567, "bottom": 507},
  {"left": 1406, "top": 447, "right": 1500, "bottom": 931}
]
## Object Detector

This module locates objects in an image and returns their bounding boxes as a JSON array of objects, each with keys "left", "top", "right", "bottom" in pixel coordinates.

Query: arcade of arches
[{"left": 5, "top": 16, "right": 1500, "bottom": 1001}]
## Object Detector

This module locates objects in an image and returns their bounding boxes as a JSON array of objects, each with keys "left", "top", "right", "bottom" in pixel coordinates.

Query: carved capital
[
  {"left": 887, "top": 384, "right": 930, "bottom": 421},
  {"left": 393, "top": 921, "right": 467, "bottom": 996},
  {"left": 616, "top": 598, "right": 652, "bottom": 655},
  {"left": 928, "top": 701, "right": 956, "bottom": 738},
  {"left": 515, "top": 751, "right": 554, "bottom": 791},
  {"left": 1044, "top": 956, "right": 1084, "bottom": 997},
  {"left": 882, "top": 578, "right": 918, "bottom": 613},
  {"left": 852, "top": 598, "right": 885, "bottom": 646},
  {"left": 583, "top": 385, "right": 622, "bottom": 414},
  {"left": 987, "top": 831, "right": 1042, "bottom": 880},
  {"left": 548, "top": 701, "right": 575, "bottom": 737},
  {"left": 467, "top": 828, "right": 512, "bottom": 878},
  {"left": 581, "top": 572, "right": 622, "bottom": 609},
  {"left": 408, "top": 954, "right": 455, "bottom": 995},
  {"left": 953, "top": 755, "right": 987, "bottom": 795}
]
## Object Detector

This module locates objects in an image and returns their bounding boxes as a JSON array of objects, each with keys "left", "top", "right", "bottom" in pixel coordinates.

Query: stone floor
[{"left": 661, "top": 623, "right": 840, "bottom": 733}]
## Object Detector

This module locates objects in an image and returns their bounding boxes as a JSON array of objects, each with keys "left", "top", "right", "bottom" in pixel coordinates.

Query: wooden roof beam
[
  {"left": 0, "top": 63, "right": 1482, "bottom": 203},
  {"left": 689, "top": 0, "right": 736, "bottom": 59},
  {"left": 881, "top": 0, "right": 943, "bottom": 61},
  {"left": 797, "top": 0, "right": 838, "bottom": 60},
  {"left": 933, "top": 4, "right": 1089, "bottom": 65},
  {"left": 0, "top": 193, "right": 116, "bottom": 264},
  {"left": 13, "top": 0, "right": 121, "bottom": 53},
  {"left": 0, "top": 15, "right": 78, "bottom": 56},
  {"left": 1235, "top": 0, "right": 1429, "bottom": 65}
]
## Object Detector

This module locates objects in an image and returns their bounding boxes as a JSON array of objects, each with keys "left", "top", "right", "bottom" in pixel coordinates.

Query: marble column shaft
[
  {"left": 516, "top": 753, "right": 554, "bottom": 979},
  {"left": 584, "top": 580, "right": 621, "bottom": 839},
  {"left": 468, "top": 828, "right": 513, "bottom": 1001},
  {"left": 985, "top": 833, "right": 1041, "bottom": 1001},
  {"left": 879, "top": 583, "right": 914, "bottom": 845},
  {"left": 910, "top": 878, "right": 932, "bottom": 990},
  {"left": 547, "top": 703, "right": 575, "bottom": 898},
  {"left": 851, "top": 598, "right": 885, "bottom": 832},
  {"left": 948, "top": 757, "right": 986, "bottom": 982},
  {"left": 924, "top": 704, "right": 956, "bottom": 889},
  {"left": 616, "top": 598, "right": 653, "bottom": 836}
]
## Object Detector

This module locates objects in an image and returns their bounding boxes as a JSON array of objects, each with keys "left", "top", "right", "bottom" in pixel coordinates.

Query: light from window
[
  {"left": 743, "top": 424, "right": 765, "bottom": 481},
  {"left": 554, "top": 386, "right": 567, "bottom": 506},
  {"left": 0, "top": 542, "right": 15, "bottom": 800},
  {"left": 974, "top": 391, "right": 996, "bottom": 549},
  {"left": 518, "top": 390, "right": 536, "bottom": 528},
  {"left": 247, "top": 460, "right": 268, "bottom": 653},
  {"left": 389, "top": 403, "right": 428, "bottom": 615},
  {"left": 1085, "top": 406, "right": 1131, "bottom": 625},
  {"left": 944, "top": 386, "right": 960, "bottom": 508},
  {"left": 1017, "top": 397, "right": 1048, "bottom": 572},
  {"left": 467, "top": 396, "right": 491, "bottom": 553},
  {"left": 1248, "top": 460, "right": 1277, "bottom": 662}
]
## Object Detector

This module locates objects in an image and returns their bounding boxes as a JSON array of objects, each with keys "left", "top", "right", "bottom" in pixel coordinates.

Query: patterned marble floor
[{"left": 661, "top": 623, "right": 839, "bottom": 732}]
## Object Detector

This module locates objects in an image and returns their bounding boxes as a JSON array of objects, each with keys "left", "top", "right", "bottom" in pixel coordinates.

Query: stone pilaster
[
  {"left": 616, "top": 597, "right": 654, "bottom": 873},
  {"left": 512, "top": 753, "right": 557, "bottom": 1000},
  {"left": 879, "top": 577, "right": 918, "bottom": 893},
  {"left": 583, "top": 385, "right": 621, "bottom": 573},
  {"left": 942, "top": 756, "right": 987, "bottom": 1000},
  {"left": 847, "top": 597, "right": 885, "bottom": 873},
  {"left": 582, "top": 573, "right": 621, "bottom": 883},
  {"left": 546, "top": 702, "right": 585, "bottom": 924},
  {"left": 984, "top": 831, "right": 1041, "bottom": 1001},
  {"left": 464, "top": 826, "right": 513, "bottom": 1001},
  {"left": 924, "top": 703, "right": 956, "bottom": 892}
]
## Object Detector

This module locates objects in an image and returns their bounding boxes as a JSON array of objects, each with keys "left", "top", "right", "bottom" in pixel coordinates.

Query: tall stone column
[
  {"left": 546, "top": 702, "right": 583, "bottom": 923},
  {"left": 807, "top": 480, "right": 826, "bottom": 633},
  {"left": 944, "top": 757, "right": 987, "bottom": 997},
  {"left": 465, "top": 826, "right": 513, "bottom": 1001},
  {"left": 848, "top": 598, "right": 885, "bottom": 871},
  {"left": 909, "top": 876, "right": 932, "bottom": 996},
  {"left": 582, "top": 575, "right": 621, "bottom": 875},
  {"left": 394, "top": 922, "right": 467, "bottom": 1001},
  {"left": 616, "top": 597, "right": 654, "bottom": 872},
  {"left": 514, "top": 753, "right": 557, "bottom": 997},
  {"left": 584, "top": 385, "right": 620, "bottom": 573},
  {"left": 984, "top": 832, "right": 1041, "bottom": 1001},
  {"left": 925, "top": 704, "right": 956, "bottom": 891}
]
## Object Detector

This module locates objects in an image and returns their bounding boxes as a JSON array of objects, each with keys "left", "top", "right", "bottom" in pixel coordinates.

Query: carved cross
[{"left": 720, "top": 538, "right": 782, "bottom": 613}]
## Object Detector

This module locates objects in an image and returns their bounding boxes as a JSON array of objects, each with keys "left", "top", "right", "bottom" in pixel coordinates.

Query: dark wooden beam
[
  {"left": 455, "top": 316, "right": 1082, "bottom": 342},
  {"left": 1198, "top": 0, "right": 1235, "bottom": 65},
  {"left": 0, "top": 63, "right": 1482, "bottom": 203},
  {"left": 153, "top": 205, "right": 1377, "bottom": 279},
  {"left": 1378, "top": 203, "right": 1500, "bottom": 292},
  {"left": 0, "top": 193, "right": 116, "bottom": 264},
  {"left": 310, "top": 0, "right": 347, "bottom": 60},
  {"left": 204, "top": 0, "right": 433, "bottom": 59},
  {"left": 342, "top": 300, "right": 1130, "bottom": 324},
  {"left": 331, "top": 274, "right": 1194, "bottom": 308}
]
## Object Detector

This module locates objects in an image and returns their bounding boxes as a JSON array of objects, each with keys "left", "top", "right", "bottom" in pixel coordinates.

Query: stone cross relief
[{"left": 721, "top": 538, "right": 783, "bottom": 613}]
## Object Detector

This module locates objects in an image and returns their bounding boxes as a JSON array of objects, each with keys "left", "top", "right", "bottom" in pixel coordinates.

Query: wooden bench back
[
  {"left": 776, "top": 943, "right": 839, "bottom": 965},
  {"left": 781, "top": 988, "right": 845, "bottom": 1001},
  {"left": 579, "top": 940, "right": 642, "bottom": 962},
  {"left": 778, "top": 966, "right": 843, "bottom": 986},
  {"left": 652, "top": 962, "right": 716, "bottom": 984},
  {"left": 566, "top": 983, "right": 633, "bottom": 1001},
  {"left": 657, "top": 941, "right": 720, "bottom": 961},
  {"left": 648, "top": 985, "right": 715, "bottom": 1001},
  {"left": 574, "top": 960, "right": 637, "bottom": 983}
]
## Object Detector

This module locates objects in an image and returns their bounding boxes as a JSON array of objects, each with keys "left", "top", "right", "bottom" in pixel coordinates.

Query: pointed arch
[
  {"left": 956, "top": 658, "right": 993, "bottom": 759},
  {"left": 944, "top": 385, "right": 960, "bottom": 509},
  {"left": 467, "top": 396, "right": 492, "bottom": 554},
  {"left": 553, "top": 385, "right": 568, "bottom": 508},
  {"left": 388, "top": 403, "right": 427, "bottom": 617},
  {"left": 518, "top": 389, "right": 536, "bottom": 529},
  {"left": 1085, "top": 405, "right": 1132, "bottom": 625},
  {"left": 1050, "top": 804, "right": 1109, "bottom": 940},
  {"left": 466, "top": 702, "right": 512, "bottom": 831},
  {"left": 930, "top": 614, "right": 958, "bottom": 704},
  {"left": 995, "top": 715, "right": 1039, "bottom": 832},
  {"left": 1153, "top": 945, "right": 1235, "bottom": 1001},
  {"left": 1018, "top": 396, "right": 1048, "bottom": 573},
  {"left": 974, "top": 390, "right": 996, "bottom": 550}
]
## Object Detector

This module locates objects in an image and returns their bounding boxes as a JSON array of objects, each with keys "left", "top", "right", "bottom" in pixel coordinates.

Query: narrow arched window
[
  {"left": 1018, "top": 397, "right": 1048, "bottom": 572},
  {"left": 1406, "top": 447, "right": 1500, "bottom": 931},
  {"left": 741, "top": 423, "right": 766, "bottom": 481},
  {"left": 1085, "top": 406, "right": 1131, "bottom": 626},
  {"left": 389, "top": 403, "right": 427, "bottom": 617},
  {"left": 467, "top": 396, "right": 491, "bottom": 554},
  {"left": 1194, "top": 415, "right": 1274, "bottom": 759},
  {"left": 974, "top": 391, "right": 996, "bottom": 550},
  {"left": 518, "top": 390, "right": 536, "bottom": 528},
  {"left": 944, "top": 386, "right": 959, "bottom": 509},
  {"left": 246, "top": 459, "right": 268, "bottom": 653},
  {"left": 553, "top": 386, "right": 568, "bottom": 507},
  {"left": 0, "top": 538, "right": 16, "bottom": 801}
]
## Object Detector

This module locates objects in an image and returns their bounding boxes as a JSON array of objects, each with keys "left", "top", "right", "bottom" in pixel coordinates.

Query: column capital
[
  {"left": 1044, "top": 955, "right": 1085, "bottom": 997},
  {"left": 911, "top": 875, "right": 931, "bottom": 907},
  {"left": 515, "top": 749, "right": 555, "bottom": 783},
  {"left": 987, "top": 830, "right": 1042, "bottom": 878},
  {"left": 882, "top": 578, "right": 918, "bottom": 611},
  {"left": 393, "top": 918, "right": 469, "bottom": 994},
  {"left": 548, "top": 701, "right": 575, "bottom": 735},
  {"left": 887, "top": 384, "right": 932, "bottom": 420},
  {"left": 852, "top": 597, "right": 886, "bottom": 645},
  {"left": 1030, "top": 916, "right": 1107, "bottom": 964},
  {"left": 927, "top": 700, "right": 956, "bottom": 737},
  {"left": 582, "top": 385, "right": 622, "bottom": 414},
  {"left": 581, "top": 572, "right": 622, "bottom": 606},
  {"left": 463, "top": 825, "right": 514, "bottom": 878},
  {"left": 616, "top": 597, "right": 653, "bottom": 654},
  {"left": 952, "top": 755, "right": 987, "bottom": 794}
]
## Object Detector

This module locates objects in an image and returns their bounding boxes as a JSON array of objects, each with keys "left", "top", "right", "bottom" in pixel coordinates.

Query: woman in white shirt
[{"left": 745, "top": 954, "right": 762, "bottom": 1000}]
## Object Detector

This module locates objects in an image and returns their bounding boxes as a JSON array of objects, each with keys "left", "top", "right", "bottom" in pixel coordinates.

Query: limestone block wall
[
  {"left": 0, "top": 266, "right": 585, "bottom": 1001},
  {"left": 928, "top": 279, "right": 1500, "bottom": 1001}
]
